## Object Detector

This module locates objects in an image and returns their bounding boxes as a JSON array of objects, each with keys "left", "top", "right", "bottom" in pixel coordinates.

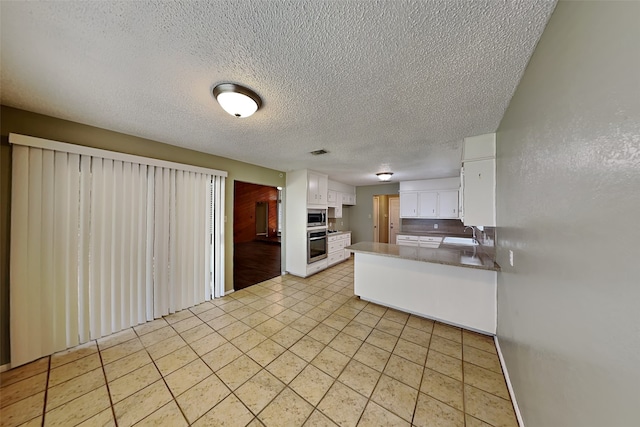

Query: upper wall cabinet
[
  {"left": 463, "top": 133, "right": 496, "bottom": 161},
  {"left": 400, "top": 191, "right": 419, "bottom": 217},
  {"left": 328, "top": 204, "right": 343, "bottom": 219},
  {"left": 327, "top": 190, "right": 338, "bottom": 207},
  {"left": 340, "top": 192, "right": 356, "bottom": 206},
  {"left": 462, "top": 133, "right": 496, "bottom": 226},
  {"left": 327, "top": 179, "right": 357, "bottom": 207},
  {"left": 438, "top": 190, "right": 460, "bottom": 219},
  {"left": 307, "top": 171, "right": 328, "bottom": 207},
  {"left": 399, "top": 178, "right": 460, "bottom": 219},
  {"left": 400, "top": 190, "right": 459, "bottom": 219}
]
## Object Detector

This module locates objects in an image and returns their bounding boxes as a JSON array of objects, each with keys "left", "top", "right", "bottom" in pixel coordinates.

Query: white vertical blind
[
  {"left": 78, "top": 155, "right": 91, "bottom": 343},
  {"left": 9, "top": 133, "right": 226, "bottom": 367}
]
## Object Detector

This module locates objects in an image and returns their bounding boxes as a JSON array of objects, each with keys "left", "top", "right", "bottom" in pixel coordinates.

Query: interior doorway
[
  {"left": 255, "top": 202, "right": 268, "bottom": 236},
  {"left": 389, "top": 196, "right": 400, "bottom": 244},
  {"left": 233, "top": 181, "right": 281, "bottom": 290},
  {"left": 372, "top": 194, "right": 395, "bottom": 243},
  {"left": 373, "top": 196, "right": 380, "bottom": 242}
]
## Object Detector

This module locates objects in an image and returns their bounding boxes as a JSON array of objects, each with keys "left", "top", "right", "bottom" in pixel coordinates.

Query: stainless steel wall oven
[{"left": 307, "top": 229, "right": 328, "bottom": 263}]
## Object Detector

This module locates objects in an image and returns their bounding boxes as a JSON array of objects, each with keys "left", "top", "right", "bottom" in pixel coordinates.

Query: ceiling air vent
[{"left": 310, "top": 149, "right": 329, "bottom": 156}]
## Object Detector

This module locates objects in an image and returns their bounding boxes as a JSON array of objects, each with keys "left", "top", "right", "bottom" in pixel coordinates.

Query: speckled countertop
[
  {"left": 346, "top": 242, "right": 500, "bottom": 271},
  {"left": 396, "top": 231, "right": 469, "bottom": 238},
  {"left": 327, "top": 230, "right": 351, "bottom": 236}
]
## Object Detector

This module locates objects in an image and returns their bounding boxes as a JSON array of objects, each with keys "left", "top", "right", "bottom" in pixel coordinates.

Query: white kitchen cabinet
[
  {"left": 463, "top": 133, "right": 495, "bottom": 162},
  {"left": 340, "top": 192, "right": 356, "bottom": 206},
  {"left": 461, "top": 133, "right": 496, "bottom": 226},
  {"left": 399, "top": 178, "right": 460, "bottom": 219},
  {"left": 418, "top": 236, "right": 443, "bottom": 248},
  {"left": 400, "top": 190, "right": 459, "bottom": 219},
  {"left": 343, "top": 233, "right": 352, "bottom": 259},
  {"left": 438, "top": 190, "right": 459, "bottom": 219},
  {"left": 327, "top": 180, "right": 356, "bottom": 213},
  {"left": 327, "top": 190, "right": 338, "bottom": 207},
  {"left": 418, "top": 192, "right": 438, "bottom": 217},
  {"left": 397, "top": 234, "right": 442, "bottom": 248},
  {"left": 328, "top": 204, "right": 343, "bottom": 218},
  {"left": 307, "top": 171, "right": 328, "bottom": 207},
  {"left": 400, "top": 192, "right": 418, "bottom": 217},
  {"left": 396, "top": 234, "right": 419, "bottom": 247},
  {"left": 328, "top": 232, "right": 351, "bottom": 266},
  {"left": 306, "top": 259, "right": 328, "bottom": 276},
  {"left": 286, "top": 169, "right": 329, "bottom": 278},
  {"left": 462, "top": 159, "right": 495, "bottom": 226}
]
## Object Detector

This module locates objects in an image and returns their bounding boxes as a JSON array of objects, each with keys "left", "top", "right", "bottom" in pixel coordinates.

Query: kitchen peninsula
[{"left": 346, "top": 241, "right": 499, "bottom": 334}]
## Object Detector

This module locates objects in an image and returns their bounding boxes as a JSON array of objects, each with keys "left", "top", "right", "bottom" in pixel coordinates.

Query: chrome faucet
[{"left": 464, "top": 226, "right": 477, "bottom": 242}]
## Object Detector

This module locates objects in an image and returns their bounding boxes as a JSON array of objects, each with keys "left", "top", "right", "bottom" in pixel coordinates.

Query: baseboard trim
[
  {"left": 0, "top": 363, "right": 11, "bottom": 373},
  {"left": 494, "top": 336, "right": 525, "bottom": 427}
]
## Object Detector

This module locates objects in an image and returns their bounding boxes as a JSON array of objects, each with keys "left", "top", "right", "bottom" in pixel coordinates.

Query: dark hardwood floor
[{"left": 233, "top": 240, "right": 281, "bottom": 291}]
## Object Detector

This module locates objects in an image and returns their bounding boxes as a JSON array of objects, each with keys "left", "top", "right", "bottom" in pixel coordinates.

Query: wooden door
[
  {"left": 389, "top": 196, "right": 400, "bottom": 244},
  {"left": 373, "top": 196, "right": 380, "bottom": 242}
]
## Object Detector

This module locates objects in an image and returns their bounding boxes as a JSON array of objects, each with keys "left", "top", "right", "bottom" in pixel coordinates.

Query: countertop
[
  {"left": 327, "top": 230, "right": 351, "bottom": 236},
  {"left": 395, "top": 231, "right": 469, "bottom": 238},
  {"left": 346, "top": 241, "right": 500, "bottom": 271}
]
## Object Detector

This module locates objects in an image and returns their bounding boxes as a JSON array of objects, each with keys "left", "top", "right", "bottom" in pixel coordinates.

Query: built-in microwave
[{"left": 307, "top": 209, "right": 327, "bottom": 227}]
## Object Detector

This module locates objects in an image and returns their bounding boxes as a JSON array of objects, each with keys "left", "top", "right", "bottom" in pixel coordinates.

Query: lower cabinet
[
  {"left": 396, "top": 234, "right": 442, "bottom": 248},
  {"left": 328, "top": 232, "right": 352, "bottom": 266},
  {"left": 396, "top": 235, "right": 419, "bottom": 246},
  {"left": 306, "top": 259, "right": 328, "bottom": 276}
]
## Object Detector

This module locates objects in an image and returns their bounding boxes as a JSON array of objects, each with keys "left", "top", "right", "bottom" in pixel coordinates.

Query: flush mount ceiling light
[
  {"left": 376, "top": 172, "right": 394, "bottom": 181},
  {"left": 212, "top": 83, "right": 262, "bottom": 118}
]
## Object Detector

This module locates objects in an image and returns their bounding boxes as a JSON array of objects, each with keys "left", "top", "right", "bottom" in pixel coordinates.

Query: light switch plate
[{"left": 509, "top": 250, "right": 514, "bottom": 267}]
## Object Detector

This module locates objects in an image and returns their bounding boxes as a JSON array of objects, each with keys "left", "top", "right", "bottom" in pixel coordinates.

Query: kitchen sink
[
  {"left": 460, "top": 254, "right": 484, "bottom": 265},
  {"left": 442, "top": 237, "right": 479, "bottom": 246}
]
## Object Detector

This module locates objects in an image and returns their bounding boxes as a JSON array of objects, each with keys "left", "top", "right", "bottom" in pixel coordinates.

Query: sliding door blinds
[{"left": 9, "top": 133, "right": 226, "bottom": 367}]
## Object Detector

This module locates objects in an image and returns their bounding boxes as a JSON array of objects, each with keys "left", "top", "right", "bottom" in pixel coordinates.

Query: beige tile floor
[{"left": 0, "top": 258, "right": 518, "bottom": 427}]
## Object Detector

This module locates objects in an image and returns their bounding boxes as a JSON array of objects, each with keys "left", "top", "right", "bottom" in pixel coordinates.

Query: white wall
[{"left": 495, "top": 2, "right": 640, "bottom": 426}]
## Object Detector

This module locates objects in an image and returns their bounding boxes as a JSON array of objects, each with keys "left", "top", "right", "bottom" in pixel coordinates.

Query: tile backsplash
[{"left": 401, "top": 219, "right": 467, "bottom": 235}]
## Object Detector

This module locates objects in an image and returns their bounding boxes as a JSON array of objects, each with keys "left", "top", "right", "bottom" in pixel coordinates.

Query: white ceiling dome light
[
  {"left": 376, "top": 172, "right": 394, "bottom": 181},
  {"left": 213, "top": 83, "right": 262, "bottom": 118}
]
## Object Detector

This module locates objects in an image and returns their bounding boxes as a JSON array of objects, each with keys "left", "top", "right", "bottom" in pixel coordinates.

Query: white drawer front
[
  {"left": 419, "top": 236, "right": 443, "bottom": 243},
  {"left": 328, "top": 241, "right": 342, "bottom": 252},
  {"left": 327, "top": 252, "right": 343, "bottom": 266}
]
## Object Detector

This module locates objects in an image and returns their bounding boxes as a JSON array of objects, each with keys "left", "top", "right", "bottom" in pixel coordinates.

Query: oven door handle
[{"left": 309, "top": 236, "right": 326, "bottom": 241}]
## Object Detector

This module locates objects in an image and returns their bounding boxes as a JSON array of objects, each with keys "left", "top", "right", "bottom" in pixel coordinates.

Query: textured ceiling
[{"left": 0, "top": 1, "right": 556, "bottom": 186}]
